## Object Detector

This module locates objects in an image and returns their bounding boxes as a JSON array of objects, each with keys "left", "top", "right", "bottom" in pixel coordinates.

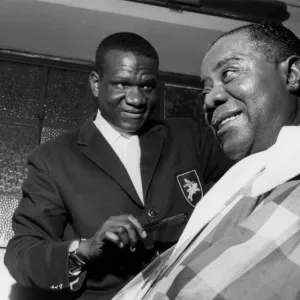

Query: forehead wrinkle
[
  {"left": 116, "top": 59, "right": 157, "bottom": 72},
  {"left": 207, "top": 34, "right": 262, "bottom": 69},
  {"left": 110, "top": 61, "right": 157, "bottom": 76},
  {"left": 115, "top": 68, "right": 157, "bottom": 78},
  {"left": 110, "top": 68, "right": 158, "bottom": 85},
  {"left": 103, "top": 50, "right": 158, "bottom": 81}
]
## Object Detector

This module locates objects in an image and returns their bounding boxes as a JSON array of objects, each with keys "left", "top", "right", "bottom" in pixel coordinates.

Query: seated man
[{"left": 113, "top": 23, "right": 300, "bottom": 300}]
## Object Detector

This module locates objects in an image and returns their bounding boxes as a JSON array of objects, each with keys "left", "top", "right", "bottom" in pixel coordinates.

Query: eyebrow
[
  {"left": 200, "top": 56, "right": 242, "bottom": 86},
  {"left": 212, "top": 56, "right": 242, "bottom": 72},
  {"left": 111, "top": 75, "right": 157, "bottom": 81}
]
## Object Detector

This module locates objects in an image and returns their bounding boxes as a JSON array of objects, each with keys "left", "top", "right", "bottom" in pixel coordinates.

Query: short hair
[
  {"left": 209, "top": 23, "right": 300, "bottom": 64},
  {"left": 95, "top": 32, "right": 159, "bottom": 76}
]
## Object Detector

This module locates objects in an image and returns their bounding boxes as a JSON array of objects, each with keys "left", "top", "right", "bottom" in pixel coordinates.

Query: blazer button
[{"left": 148, "top": 209, "right": 157, "bottom": 218}]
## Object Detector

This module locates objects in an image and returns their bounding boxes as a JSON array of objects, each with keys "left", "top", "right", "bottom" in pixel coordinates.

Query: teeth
[{"left": 219, "top": 115, "right": 239, "bottom": 128}]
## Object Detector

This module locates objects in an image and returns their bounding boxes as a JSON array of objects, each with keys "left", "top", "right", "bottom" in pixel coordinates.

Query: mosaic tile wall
[
  {"left": 164, "top": 84, "right": 206, "bottom": 128},
  {"left": 0, "top": 61, "right": 43, "bottom": 121},
  {"left": 0, "top": 124, "right": 38, "bottom": 245},
  {"left": 0, "top": 60, "right": 95, "bottom": 246},
  {"left": 44, "top": 69, "right": 95, "bottom": 127}
]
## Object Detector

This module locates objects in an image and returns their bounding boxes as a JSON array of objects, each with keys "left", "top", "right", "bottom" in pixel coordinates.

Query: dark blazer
[{"left": 5, "top": 116, "right": 232, "bottom": 300}]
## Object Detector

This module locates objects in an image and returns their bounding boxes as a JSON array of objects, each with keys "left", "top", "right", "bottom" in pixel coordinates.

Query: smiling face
[
  {"left": 201, "top": 31, "right": 298, "bottom": 160},
  {"left": 91, "top": 49, "right": 159, "bottom": 134}
]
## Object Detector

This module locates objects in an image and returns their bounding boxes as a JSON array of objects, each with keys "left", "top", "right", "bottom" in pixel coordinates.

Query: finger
[
  {"left": 112, "top": 221, "right": 138, "bottom": 251},
  {"left": 100, "top": 219, "right": 117, "bottom": 234},
  {"left": 128, "top": 215, "right": 147, "bottom": 239},
  {"left": 105, "top": 225, "right": 130, "bottom": 247},
  {"left": 104, "top": 231, "right": 124, "bottom": 248},
  {"left": 102, "top": 221, "right": 131, "bottom": 248},
  {"left": 123, "top": 222, "right": 138, "bottom": 252},
  {"left": 109, "top": 215, "right": 146, "bottom": 238},
  {"left": 115, "top": 225, "right": 130, "bottom": 247},
  {"left": 115, "top": 222, "right": 137, "bottom": 251}
]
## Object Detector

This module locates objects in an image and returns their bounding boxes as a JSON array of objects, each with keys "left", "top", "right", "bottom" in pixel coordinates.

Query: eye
[
  {"left": 116, "top": 82, "right": 130, "bottom": 89},
  {"left": 201, "top": 87, "right": 211, "bottom": 98},
  {"left": 222, "top": 69, "right": 237, "bottom": 83},
  {"left": 142, "top": 83, "right": 156, "bottom": 92}
]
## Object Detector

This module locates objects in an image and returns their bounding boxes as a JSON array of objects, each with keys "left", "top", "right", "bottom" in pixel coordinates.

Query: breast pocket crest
[{"left": 177, "top": 170, "right": 203, "bottom": 207}]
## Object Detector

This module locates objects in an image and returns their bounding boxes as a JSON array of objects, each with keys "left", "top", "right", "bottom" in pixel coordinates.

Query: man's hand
[{"left": 77, "top": 215, "right": 147, "bottom": 263}]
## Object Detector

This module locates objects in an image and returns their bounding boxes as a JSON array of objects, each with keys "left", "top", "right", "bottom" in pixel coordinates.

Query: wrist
[
  {"left": 69, "top": 238, "right": 88, "bottom": 266},
  {"left": 76, "top": 239, "right": 90, "bottom": 263}
]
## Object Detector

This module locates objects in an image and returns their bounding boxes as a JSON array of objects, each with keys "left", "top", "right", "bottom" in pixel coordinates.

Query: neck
[
  {"left": 249, "top": 103, "right": 300, "bottom": 158},
  {"left": 292, "top": 103, "right": 300, "bottom": 126}
]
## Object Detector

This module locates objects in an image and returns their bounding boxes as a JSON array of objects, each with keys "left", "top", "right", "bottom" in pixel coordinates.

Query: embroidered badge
[{"left": 177, "top": 170, "right": 203, "bottom": 207}]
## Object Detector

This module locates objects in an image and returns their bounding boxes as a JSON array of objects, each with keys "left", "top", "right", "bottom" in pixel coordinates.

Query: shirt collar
[
  {"left": 94, "top": 110, "right": 138, "bottom": 143},
  {"left": 94, "top": 110, "right": 123, "bottom": 144}
]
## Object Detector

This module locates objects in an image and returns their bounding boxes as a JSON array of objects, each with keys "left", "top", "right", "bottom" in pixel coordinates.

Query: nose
[
  {"left": 126, "top": 87, "right": 145, "bottom": 107},
  {"left": 204, "top": 85, "right": 229, "bottom": 112}
]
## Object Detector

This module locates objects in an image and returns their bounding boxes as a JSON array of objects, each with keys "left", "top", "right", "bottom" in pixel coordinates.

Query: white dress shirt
[
  {"left": 68, "top": 111, "right": 145, "bottom": 282},
  {"left": 93, "top": 110, "right": 144, "bottom": 203}
]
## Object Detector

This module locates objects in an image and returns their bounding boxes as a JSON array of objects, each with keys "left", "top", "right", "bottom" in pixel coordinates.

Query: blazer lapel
[
  {"left": 77, "top": 118, "right": 142, "bottom": 207},
  {"left": 140, "top": 122, "right": 166, "bottom": 200}
]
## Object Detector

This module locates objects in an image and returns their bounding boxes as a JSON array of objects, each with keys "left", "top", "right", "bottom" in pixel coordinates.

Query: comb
[{"left": 143, "top": 213, "right": 188, "bottom": 234}]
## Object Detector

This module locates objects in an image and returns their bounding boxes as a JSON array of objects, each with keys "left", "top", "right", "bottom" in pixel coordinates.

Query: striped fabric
[{"left": 113, "top": 126, "right": 300, "bottom": 300}]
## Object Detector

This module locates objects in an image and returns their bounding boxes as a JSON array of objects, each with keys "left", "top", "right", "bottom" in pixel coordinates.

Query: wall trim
[{"left": 0, "top": 48, "right": 201, "bottom": 88}]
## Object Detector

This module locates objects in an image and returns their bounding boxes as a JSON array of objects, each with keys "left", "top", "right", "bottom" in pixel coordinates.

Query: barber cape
[{"left": 113, "top": 126, "right": 300, "bottom": 300}]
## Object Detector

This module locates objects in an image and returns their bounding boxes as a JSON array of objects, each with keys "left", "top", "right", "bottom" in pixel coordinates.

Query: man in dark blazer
[{"left": 4, "top": 32, "right": 232, "bottom": 300}]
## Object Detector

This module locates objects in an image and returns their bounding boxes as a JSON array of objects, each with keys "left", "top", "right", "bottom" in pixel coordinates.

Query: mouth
[
  {"left": 122, "top": 110, "right": 145, "bottom": 118},
  {"left": 212, "top": 112, "right": 242, "bottom": 132}
]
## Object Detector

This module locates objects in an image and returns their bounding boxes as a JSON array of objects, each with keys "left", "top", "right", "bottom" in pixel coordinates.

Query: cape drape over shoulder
[{"left": 114, "top": 126, "right": 300, "bottom": 300}]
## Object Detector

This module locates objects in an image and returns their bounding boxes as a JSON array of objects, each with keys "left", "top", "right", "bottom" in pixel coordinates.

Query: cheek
[
  {"left": 145, "top": 93, "right": 157, "bottom": 108},
  {"left": 148, "top": 95, "right": 157, "bottom": 106},
  {"left": 103, "top": 89, "right": 124, "bottom": 106},
  {"left": 236, "top": 75, "right": 262, "bottom": 100},
  {"left": 237, "top": 77, "right": 270, "bottom": 119}
]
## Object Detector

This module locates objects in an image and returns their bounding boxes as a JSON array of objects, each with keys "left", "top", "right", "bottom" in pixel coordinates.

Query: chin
[
  {"left": 222, "top": 140, "right": 251, "bottom": 162},
  {"left": 121, "top": 124, "right": 144, "bottom": 134},
  {"left": 226, "top": 150, "right": 247, "bottom": 161},
  {"left": 129, "top": 118, "right": 150, "bottom": 132},
  {"left": 219, "top": 126, "right": 253, "bottom": 161}
]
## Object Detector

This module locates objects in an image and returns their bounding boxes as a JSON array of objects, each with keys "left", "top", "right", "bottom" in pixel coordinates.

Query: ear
[
  {"left": 279, "top": 55, "right": 300, "bottom": 93},
  {"left": 89, "top": 71, "right": 100, "bottom": 97}
]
